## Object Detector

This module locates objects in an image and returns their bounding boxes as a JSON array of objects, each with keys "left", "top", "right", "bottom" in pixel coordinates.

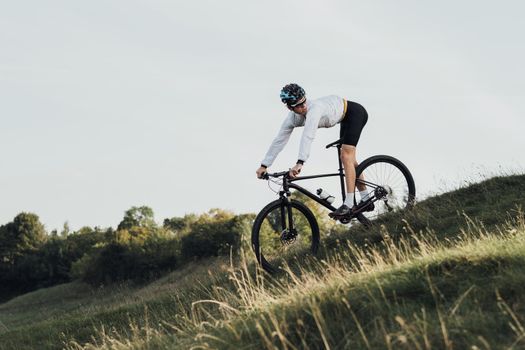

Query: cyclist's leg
[
  {"left": 340, "top": 144, "right": 358, "bottom": 194},
  {"left": 331, "top": 101, "right": 368, "bottom": 216},
  {"left": 329, "top": 101, "right": 368, "bottom": 219}
]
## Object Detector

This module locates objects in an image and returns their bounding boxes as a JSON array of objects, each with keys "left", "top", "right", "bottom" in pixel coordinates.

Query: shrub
[
  {"left": 180, "top": 211, "right": 252, "bottom": 260},
  {"left": 73, "top": 233, "right": 179, "bottom": 285}
]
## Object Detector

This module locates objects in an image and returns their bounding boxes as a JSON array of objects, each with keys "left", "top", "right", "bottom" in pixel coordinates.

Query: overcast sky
[{"left": 1, "top": 0, "right": 524, "bottom": 231}]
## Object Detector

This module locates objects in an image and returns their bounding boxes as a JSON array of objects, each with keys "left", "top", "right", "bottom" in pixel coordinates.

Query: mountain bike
[{"left": 252, "top": 138, "right": 416, "bottom": 273}]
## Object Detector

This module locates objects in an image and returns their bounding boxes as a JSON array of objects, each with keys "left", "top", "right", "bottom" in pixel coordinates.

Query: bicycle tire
[
  {"left": 252, "top": 199, "right": 320, "bottom": 274},
  {"left": 355, "top": 155, "right": 416, "bottom": 219}
]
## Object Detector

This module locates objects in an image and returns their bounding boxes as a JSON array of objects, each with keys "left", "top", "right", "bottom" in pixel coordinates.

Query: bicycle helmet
[{"left": 280, "top": 83, "right": 306, "bottom": 106}]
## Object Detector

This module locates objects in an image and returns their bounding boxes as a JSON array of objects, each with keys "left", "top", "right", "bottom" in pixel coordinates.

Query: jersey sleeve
[
  {"left": 297, "top": 107, "right": 322, "bottom": 163},
  {"left": 261, "top": 113, "right": 295, "bottom": 167}
]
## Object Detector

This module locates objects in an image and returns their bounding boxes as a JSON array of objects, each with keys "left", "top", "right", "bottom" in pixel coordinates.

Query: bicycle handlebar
[{"left": 260, "top": 170, "right": 289, "bottom": 180}]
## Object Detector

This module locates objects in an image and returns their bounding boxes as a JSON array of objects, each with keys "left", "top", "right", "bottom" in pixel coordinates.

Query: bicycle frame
[
  {"left": 280, "top": 144, "right": 345, "bottom": 212},
  {"left": 273, "top": 144, "right": 379, "bottom": 231}
]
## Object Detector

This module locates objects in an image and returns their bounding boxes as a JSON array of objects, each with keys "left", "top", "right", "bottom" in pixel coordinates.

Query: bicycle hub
[
  {"left": 374, "top": 186, "right": 388, "bottom": 200},
  {"left": 280, "top": 229, "right": 297, "bottom": 245}
]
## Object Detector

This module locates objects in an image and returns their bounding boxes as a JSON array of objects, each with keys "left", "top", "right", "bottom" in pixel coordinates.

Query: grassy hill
[{"left": 1, "top": 174, "right": 525, "bottom": 349}]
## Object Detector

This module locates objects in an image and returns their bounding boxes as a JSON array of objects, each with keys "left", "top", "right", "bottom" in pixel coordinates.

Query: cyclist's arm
[
  {"left": 260, "top": 113, "right": 295, "bottom": 168},
  {"left": 297, "top": 107, "right": 322, "bottom": 164}
]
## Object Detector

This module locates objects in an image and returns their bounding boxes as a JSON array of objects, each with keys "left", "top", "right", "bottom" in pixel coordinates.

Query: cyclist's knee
[
  {"left": 340, "top": 145, "right": 356, "bottom": 162},
  {"left": 340, "top": 152, "right": 355, "bottom": 164}
]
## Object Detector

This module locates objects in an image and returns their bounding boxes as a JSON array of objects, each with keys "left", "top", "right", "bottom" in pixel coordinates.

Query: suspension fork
[{"left": 279, "top": 192, "right": 295, "bottom": 233}]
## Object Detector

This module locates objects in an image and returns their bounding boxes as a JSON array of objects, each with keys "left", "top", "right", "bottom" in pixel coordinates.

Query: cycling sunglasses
[{"left": 288, "top": 97, "right": 306, "bottom": 108}]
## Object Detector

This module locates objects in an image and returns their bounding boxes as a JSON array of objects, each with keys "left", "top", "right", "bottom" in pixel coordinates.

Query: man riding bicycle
[{"left": 255, "top": 83, "right": 373, "bottom": 219}]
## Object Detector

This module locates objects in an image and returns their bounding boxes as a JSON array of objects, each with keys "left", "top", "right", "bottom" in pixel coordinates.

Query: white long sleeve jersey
[{"left": 261, "top": 95, "right": 346, "bottom": 167}]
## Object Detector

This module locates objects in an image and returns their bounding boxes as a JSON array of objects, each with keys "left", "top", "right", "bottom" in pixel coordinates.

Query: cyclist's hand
[
  {"left": 256, "top": 166, "right": 268, "bottom": 179},
  {"left": 289, "top": 164, "right": 302, "bottom": 178}
]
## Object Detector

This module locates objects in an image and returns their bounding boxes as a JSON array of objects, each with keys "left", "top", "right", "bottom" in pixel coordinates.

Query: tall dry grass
[{"left": 66, "top": 210, "right": 525, "bottom": 349}]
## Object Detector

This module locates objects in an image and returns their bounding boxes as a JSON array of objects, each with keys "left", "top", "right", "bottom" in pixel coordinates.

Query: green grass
[
  {"left": 0, "top": 258, "right": 234, "bottom": 349},
  {"left": 152, "top": 218, "right": 525, "bottom": 349},
  {"left": 1, "top": 174, "right": 525, "bottom": 349}
]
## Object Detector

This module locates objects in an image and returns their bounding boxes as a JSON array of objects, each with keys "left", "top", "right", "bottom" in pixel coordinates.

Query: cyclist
[{"left": 255, "top": 83, "right": 373, "bottom": 218}]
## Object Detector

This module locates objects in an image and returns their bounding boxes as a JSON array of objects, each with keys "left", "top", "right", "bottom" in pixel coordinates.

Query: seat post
[{"left": 337, "top": 145, "right": 346, "bottom": 202}]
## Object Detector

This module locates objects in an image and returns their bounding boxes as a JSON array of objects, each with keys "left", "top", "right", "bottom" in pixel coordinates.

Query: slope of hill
[{"left": 1, "top": 174, "right": 524, "bottom": 349}]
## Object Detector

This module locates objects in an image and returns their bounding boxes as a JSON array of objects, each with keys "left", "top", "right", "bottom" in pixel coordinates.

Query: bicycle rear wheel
[
  {"left": 355, "top": 155, "right": 416, "bottom": 220},
  {"left": 252, "top": 199, "right": 319, "bottom": 274}
]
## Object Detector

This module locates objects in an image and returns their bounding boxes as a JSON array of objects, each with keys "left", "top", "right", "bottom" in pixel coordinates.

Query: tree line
[{"left": 0, "top": 206, "right": 253, "bottom": 302}]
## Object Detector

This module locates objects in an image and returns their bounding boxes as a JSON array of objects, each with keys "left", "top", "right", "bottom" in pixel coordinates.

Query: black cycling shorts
[{"left": 339, "top": 100, "right": 368, "bottom": 146}]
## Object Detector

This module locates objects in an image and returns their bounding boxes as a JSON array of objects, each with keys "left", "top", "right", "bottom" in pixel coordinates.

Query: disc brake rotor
[{"left": 280, "top": 229, "right": 297, "bottom": 245}]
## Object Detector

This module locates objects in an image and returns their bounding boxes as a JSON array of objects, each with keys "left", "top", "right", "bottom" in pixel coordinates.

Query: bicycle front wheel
[
  {"left": 252, "top": 199, "right": 320, "bottom": 274},
  {"left": 355, "top": 155, "right": 416, "bottom": 220}
]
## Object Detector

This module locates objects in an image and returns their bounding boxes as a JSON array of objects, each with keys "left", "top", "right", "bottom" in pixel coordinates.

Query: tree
[
  {"left": 117, "top": 206, "right": 156, "bottom": 230},
  {"left": 60, "top": 221, "right": 71, "bottom": 237},
  {"left": 180, "top": 209, "right": 243, "bottom": 260},
  {"left": 163, "top": 213, "right": 198, "bottom": 235},
  {"left": 0, "top": 212, "right": 46, "bottom": 266}
]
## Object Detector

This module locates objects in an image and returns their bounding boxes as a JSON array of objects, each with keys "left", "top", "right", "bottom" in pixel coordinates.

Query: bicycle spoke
[{"left": 356, "top": 160, "right": 413, "bottom": 220}]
